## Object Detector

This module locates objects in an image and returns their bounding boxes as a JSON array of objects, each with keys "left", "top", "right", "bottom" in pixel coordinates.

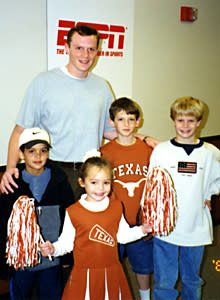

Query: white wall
[
  {"left": 0, "top": 0, "right": 47, "bottom": 165},
  {"left": 133, "top": 0, "right": 220, "bottom": 140},
  {"left": 0, "top": 0, "right": 219, "bottom": 165}
]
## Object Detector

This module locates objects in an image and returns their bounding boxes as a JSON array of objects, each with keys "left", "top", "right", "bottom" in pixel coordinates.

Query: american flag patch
[{"left": 178, "top": 161, "right": 197, "bottom": 173}]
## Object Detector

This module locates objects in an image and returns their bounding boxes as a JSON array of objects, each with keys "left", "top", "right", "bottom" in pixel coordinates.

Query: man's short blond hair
[{"left": 170, "top": 96, "right": 204, "bottom": 121}]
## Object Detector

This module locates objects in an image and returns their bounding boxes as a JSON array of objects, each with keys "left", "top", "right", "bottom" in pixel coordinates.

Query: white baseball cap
[{"left": 19, "top": 127, "right": 52, "bottom": 149}]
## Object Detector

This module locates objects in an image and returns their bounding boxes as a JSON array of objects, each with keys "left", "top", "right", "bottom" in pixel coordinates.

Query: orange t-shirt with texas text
[{"left": 101, "top": 138, "right": 152, "bottom": 225}]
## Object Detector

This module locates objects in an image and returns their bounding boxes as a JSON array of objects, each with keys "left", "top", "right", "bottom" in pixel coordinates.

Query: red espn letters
[{"left": 57, "top": 20, "right": 126, "bottom": 50}]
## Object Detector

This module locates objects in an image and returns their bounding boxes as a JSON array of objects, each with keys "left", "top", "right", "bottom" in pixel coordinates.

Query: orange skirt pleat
[{"left": 62, "top": 264, "right": 132, "bottom": 300}]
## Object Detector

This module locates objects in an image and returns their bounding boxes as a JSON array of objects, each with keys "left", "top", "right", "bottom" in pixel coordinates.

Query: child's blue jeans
[
  {"left": 119, "top": 237, "right": 153, "bottom": 274},
  {"left": 153, "top": 237, "right": 204, "bottom": 300}
]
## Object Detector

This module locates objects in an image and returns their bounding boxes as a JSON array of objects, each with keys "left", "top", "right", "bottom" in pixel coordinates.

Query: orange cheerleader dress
[{"left": 61, "top": 196, "right": 133, "bottom": 300}]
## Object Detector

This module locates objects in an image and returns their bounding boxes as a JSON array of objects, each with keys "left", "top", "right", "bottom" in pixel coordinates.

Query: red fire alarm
[{"left": 180, "top": 6, "right": 198, "bottom": 22}]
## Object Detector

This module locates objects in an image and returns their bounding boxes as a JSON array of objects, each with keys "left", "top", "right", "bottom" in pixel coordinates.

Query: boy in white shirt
[{"left": 149, "top": 96, "right": 220, "bottom": 300}]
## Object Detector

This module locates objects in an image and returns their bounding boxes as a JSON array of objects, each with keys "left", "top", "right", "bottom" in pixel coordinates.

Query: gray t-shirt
[{"left": 16, "top": 68, "right": 114, "bottom": 162}]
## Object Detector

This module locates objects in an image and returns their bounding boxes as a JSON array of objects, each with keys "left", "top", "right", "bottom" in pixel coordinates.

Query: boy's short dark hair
[
  {"left": 20, "top": 142, "right": 50, "bottom": 153},
  {"left": 109, "top": 97, "right": 140, "bottom": 121},
  {"left": 170, "top": 96, "right": 204, "bottom": 121},
  {"left": 67, "top": 25, "right": 100, "bottom": 48}
]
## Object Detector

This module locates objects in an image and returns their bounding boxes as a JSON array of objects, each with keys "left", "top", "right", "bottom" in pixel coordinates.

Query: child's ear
[
  {"left": 78, "top": 178, "right": 85, "bottom": 188},
  {"left": 108, "top": 118, "right": 115, "bottom": 128},
  {"left": 18, "top": 149, "right": 24, "bottom": 161},
  {"left": 196, "top": 120, "right": 202, "bottom": 127},
  {"left": 171, "top": 119, "right": 175, "bottom": 126},
  {"left": 136, "top": 117, "right": 141, "bottom": 127}
]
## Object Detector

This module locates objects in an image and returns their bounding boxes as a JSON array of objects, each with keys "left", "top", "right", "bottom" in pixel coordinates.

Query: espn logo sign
[{"left": 57, "top": 20, "right": 127, "bottom": 57}]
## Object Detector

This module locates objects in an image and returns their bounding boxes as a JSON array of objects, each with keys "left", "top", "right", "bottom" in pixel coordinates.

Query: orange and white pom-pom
[
  {"left": 6, "top": 196, "right": 41, "bottom": 270},
  {"left": 142, "top": 167, "right": 177, "bottom": 236}
]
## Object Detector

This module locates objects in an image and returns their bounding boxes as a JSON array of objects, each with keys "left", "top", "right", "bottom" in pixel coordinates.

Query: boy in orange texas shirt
[{"left": 101, "top": 97, "right": 153, "bottom": 300}]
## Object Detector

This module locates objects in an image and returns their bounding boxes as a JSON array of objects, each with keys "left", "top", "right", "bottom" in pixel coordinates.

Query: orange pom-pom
[
  {"left": 142, "top": 167, "right": 177, "bottom": 236},
  {"left": 6, "top": 196, "right": 41, "bottom": 270}
]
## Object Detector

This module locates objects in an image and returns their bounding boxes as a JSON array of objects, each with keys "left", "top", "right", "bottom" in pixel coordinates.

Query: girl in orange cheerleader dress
[{"left": 40, "top": 155, "right": 152, "bottom": 300}]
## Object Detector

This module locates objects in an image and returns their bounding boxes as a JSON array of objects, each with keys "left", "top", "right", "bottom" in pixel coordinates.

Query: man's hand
[
  {"left": 135, "top": 133, "right": 161, "bottom": 148},
  {"left": 0, "top": 124, "right": 24, "bottom": 194},
  {"left": 144, "top": 136, "right": 160, "bottom": 148},
  {"left": 0, "top": 168, "right": 19, "bottom": 194}
]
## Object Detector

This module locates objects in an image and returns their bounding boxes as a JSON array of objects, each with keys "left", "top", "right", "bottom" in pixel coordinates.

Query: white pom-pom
[{"left": 82, "top": 149, "right": 101, "bottom": 162}]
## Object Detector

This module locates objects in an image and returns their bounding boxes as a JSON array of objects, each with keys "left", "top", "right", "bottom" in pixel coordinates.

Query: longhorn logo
[{"left": 114, "top": 178, "right": 146, "bottom": 197}]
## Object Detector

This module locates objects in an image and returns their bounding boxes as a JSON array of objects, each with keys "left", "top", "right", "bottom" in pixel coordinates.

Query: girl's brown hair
[{"left": 79, "top": 156, "right": 113, "bottom": 182}]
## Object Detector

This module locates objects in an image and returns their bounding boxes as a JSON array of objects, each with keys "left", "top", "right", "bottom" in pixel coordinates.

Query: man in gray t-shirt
[
  {"left": 1, "top": 25, "right": 116, "bottom": 199},
  {"left": 0, "top": 25, "right": 158, "bottom": 198}
]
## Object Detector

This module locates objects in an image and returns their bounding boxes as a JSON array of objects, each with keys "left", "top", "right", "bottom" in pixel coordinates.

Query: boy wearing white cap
[
  {"left": 0, "top": 128, "right": 74, "bottom": 300},
  {"left": 18, "top": 127, "right": 52, "bottom": 176}
]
